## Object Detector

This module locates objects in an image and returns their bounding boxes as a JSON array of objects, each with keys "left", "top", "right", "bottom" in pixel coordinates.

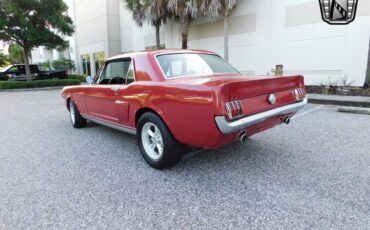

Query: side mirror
[{"left": 86, "top": 76, "right": 94, "bottom": 84}]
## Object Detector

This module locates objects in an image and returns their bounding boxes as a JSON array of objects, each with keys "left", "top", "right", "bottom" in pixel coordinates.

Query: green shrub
[
  {"left": 68, "top": 74, "right": 86, "bottom": 82},
  {"left": 0, "top": 79, "right": 81, "bottom": 90},
  {"left": 38, "top": 61, "right": 52, "bottom": 71},
  {"left": 52, "top": 58, "right": 76, "bottom": 71}
]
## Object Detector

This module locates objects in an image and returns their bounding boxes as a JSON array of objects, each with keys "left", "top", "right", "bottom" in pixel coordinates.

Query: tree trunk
[
  {"left": 224, "top": 0, "right": 230, "bottom": 61},
  {"left": 365, "top": 37, "right": 370, "bottom": 87},
  {"left": 23, "top": 47, "right": 32, "bottom": 81},
  {"left": 224, "top": 15, "right": 229, "bottom": 61},
  {"left": 155, "top": 21, "right": 161, "bottom": 49},
  {"left": 181, "top": 15, "right": 191, "bottom": 49}
]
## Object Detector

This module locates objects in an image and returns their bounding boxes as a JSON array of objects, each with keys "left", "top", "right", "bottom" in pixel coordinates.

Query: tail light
[
  {"left": 293, "top": 88, "right": 306, "bottom": 101},
  {"left": 65, "top": 69, "right": 69, "bottom": 76},
  {"left": 226, "top": 101, "right": 243, "bottom": 120}
]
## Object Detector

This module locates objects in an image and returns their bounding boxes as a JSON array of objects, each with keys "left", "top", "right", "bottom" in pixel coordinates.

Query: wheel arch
[
  {"left": 135, "top": 107, "right": 163, "bottom": 127},
  {"left": 134, "top": 106, "right": 185, "bottom": 146},
  {"left": 66, "top": 96, "right": 71, "bottom": 111}
]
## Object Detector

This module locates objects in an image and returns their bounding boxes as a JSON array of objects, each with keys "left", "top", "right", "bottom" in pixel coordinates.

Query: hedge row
[
  {"left": 68, "top": 74, "right": 86, "bottom": 82},
  {"left": 0, "top": 79, "right": 81, "bottom": 90}
]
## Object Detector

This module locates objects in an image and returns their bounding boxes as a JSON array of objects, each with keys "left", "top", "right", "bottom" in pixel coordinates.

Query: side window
[
  {"left": 99, "top": 60, "right": 130, "bottom": 84},
  {"left": 30, "top": 65, "right": 39, "bottom": 73},
  {"left": 126, "top": 62, "right": 135, "bottom": 85},
  {"left": 18, "top": 65, "right": 26, "bottom": 74},
  {"left": 98, "top": 59, "right": 135, "bottom": 85},
  {"left": 7, "top": 66, "right": 18, "bottom": 73}
]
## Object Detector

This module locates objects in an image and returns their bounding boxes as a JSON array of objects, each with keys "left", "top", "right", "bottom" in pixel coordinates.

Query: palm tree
[
  {"left": 167, "top": 0, "right": 209, "bottom": 49},
  {"left": 222, "top": 0, "right": 237, "bottom": 61},
  {"left": 146, "top": 0, "right": 168, "bottom": 49},
  {"left": 125, "top": 0, "right": 146, "bottom": 27},
  {"left": 125, "top": 0, "right": 168, "bottom": 49},
  {"left": 207, "top": 0, "right": 237, "bottom": 61},
  {"left": 365, "top": 37, "right": 370, "bottom": 87},
  {"left": 167, "top": 0, "right": 237, "bottom": 53}
]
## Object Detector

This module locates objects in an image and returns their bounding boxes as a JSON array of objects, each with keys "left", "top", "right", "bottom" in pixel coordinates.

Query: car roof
[
  {"left": 12, "top": 64, "right": 37, "bottom": 66},
  {"left": 107, "top": 49, "right": 217, "bottom": 61}
]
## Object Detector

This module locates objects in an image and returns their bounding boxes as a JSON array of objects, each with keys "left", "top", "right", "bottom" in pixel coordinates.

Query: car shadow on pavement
[
  {"left": 178, "top": 137, "right": 269, "bottom": 169},
  {"left": 74, "top": 120, "right": 290, "bottom": 172},
  {"left": 84, "top": 121, "right": 100, "bottom": 128}
]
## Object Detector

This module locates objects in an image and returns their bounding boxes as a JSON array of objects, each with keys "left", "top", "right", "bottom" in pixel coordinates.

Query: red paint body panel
[{"left": 62, "top": 49, "right": 306, "bottom": 149}]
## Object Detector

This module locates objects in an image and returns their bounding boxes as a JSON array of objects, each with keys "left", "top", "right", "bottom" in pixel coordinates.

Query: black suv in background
[{"left": 0, "top": 64, "right": 68, "bottom": 81}]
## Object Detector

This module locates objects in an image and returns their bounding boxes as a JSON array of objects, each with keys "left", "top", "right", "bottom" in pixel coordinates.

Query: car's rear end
[
  {"left": 152, "top": 50, "right": 307, "bottom": 149},
  {"left": 213, "top": 75, "right": 307, "bottom": 145}
]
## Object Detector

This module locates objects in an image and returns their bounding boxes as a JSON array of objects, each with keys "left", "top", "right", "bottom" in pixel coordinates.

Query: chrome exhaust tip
[
  {"left": 240, "top": 134, "right": 248, "bottom": 143},
  {"left": 237, "top": 131, "right": 248, "bottom": 143},
  {"left": 283, "top": 117, "right": 290, "bottom": 125}
]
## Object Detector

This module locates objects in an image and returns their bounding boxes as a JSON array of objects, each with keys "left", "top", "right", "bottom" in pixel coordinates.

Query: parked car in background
[
  {"left": 0, "top": 72, "right": 8, "bottom": 81},
  {"left": 0, "top": 64, "right": 68, "bottom": 81},
  {"left": 62, "top": 49, "right": 307, "bottom": 169}
]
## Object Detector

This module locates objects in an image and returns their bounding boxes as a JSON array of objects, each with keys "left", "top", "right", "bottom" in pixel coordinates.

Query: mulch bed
[{"left": 306, "top": 85, "right": 370, "bottom": 97}]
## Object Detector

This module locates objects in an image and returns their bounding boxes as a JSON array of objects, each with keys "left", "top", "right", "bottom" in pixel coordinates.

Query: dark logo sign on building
[{"left": 319, "top": 0, "right": 359, "bottom": 25}]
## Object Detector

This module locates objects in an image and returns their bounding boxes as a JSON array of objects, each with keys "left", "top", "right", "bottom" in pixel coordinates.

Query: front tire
[
  {"left": 69, "top": 100, "right": 86, "bottom": 128},
  {"left": 137, "top": 112, "right": 184, "bottom": 169}
]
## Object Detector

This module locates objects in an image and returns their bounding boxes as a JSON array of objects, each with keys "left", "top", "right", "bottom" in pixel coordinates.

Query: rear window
[
  {"left": 156, "top": 53, "right": 239, "bottom": 79},
  {"left": 30, "top": 65, "right": 39, "bottom": 73}
]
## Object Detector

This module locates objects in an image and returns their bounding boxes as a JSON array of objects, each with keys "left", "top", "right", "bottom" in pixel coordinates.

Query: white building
[
  {"left": 0, "top": 41, "right": 9, "bottom": 55},
  {"left": 72, "top": 0, "right": 370, "bottom": 86},
  {"left": 30, "top": 48, "right": 70, "bottom": 64},
  {"left": 72, "top": 0, "right": 121, "bottom": 76}
]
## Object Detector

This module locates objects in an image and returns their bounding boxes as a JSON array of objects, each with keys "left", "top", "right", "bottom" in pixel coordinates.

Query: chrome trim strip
[
  {"left": 215, "top": 98, "right": 308, "bottom": 134},
  {"left": 82, "top": 114, "right": 136, "bottom": 135},
  {"left": 115, "top": 100, "right": 127, "bottom": 105}
]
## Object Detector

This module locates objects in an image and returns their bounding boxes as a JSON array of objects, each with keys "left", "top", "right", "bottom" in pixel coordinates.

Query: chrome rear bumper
[{"left": 215, "top": 98, "right": 308, "bottom": 134}]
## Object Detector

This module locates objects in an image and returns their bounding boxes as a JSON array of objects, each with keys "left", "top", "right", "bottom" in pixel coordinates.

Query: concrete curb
[
  {"left": 0, "top": 86, "right": 65, "bottom": 92},
  {"left": 308, "top": 94, "right": 370, "bottom": 108},
  {"left": 337, "top": 107, "right": 370, "bottom": 116}
]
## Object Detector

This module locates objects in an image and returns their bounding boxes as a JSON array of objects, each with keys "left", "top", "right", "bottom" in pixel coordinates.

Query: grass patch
[
  {"left": 0, "top": 79, "right": 81, "bottom": 90},
  {"left": 68, "top": 74, "right": 86, "bottom": 82}
]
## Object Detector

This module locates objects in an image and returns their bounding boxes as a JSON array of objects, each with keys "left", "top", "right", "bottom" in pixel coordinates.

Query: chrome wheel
[
  {"left": 69, "top": 102, "right": 75, "bottom": 125},
  {"left": 141, "top": 122, "right": 164, "bottom": 160}
]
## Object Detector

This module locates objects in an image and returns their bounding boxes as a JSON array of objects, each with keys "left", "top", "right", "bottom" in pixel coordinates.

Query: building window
[
  {"left": 81, "top": 54, "right": 91, "bottom": 76},
  {"left": 58, "top": 51, "right": 65, "bottom": 59},
  {"left": 94, "top": 51, "right": 105, "bottom": 72}
]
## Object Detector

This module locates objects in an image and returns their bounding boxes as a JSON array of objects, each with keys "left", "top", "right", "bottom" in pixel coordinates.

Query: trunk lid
[
  {"left": 222, "top": 75, "right": 304, "bottom": 101},
  {"left": 168, "top": 74, "right": 304, "bottom": 100},
  {"left": 168, "top": 74, "right": 305, "bottom": 117}
]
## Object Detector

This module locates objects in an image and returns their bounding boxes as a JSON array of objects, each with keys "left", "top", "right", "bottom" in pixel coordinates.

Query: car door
[
  {"left": 5, "top": 66, "right": 20, "bottom": 80},
  {"left": 115, "top": 61, "right": 136, "bottom": 126},
  {"left": 17, "top": 65, "right": 27, "bottom": 80},
  {"left": 29, "top": 65, "right": 41, "bottom": 79},
  {"left": 84, "top": 59, "right": 132, "bottom": 124}
]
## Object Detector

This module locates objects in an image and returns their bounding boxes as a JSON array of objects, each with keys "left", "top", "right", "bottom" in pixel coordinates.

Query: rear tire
[
  {"left": 137, "top": 112, "right": 184, "bottom": 169},
  {"left": 69, "top": 100, "right": 86, "bottom": 128}
]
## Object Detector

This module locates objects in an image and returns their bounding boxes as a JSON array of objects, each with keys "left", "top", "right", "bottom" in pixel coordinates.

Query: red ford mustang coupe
[{"left": 62, "top": 49, "right": 307, "bottom": 169}]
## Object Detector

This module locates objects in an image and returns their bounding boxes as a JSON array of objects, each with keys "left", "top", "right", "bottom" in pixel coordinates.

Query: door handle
[{"left": 115, "top": 100, "right": 128, "bottom": 105}]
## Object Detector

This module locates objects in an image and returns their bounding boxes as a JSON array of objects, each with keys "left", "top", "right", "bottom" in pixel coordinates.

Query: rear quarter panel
[{"left": 123, "top": 81, "right": 225, "bottom": 148}]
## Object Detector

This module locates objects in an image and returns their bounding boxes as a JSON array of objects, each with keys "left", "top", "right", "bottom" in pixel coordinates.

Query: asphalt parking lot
[{"left": 0, "top": 89, "right": 369, "bottom": 229}]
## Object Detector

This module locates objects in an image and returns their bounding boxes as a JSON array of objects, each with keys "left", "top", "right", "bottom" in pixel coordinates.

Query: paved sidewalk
[
  {"left": 308, "top": 94, "right": 370, "bottom": 108},
  {"left": 0, "top": 86, "right": 65, "bottom": 92},
  {"left": 1, "top": 90, "right": 370, "bottom": 229}
]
